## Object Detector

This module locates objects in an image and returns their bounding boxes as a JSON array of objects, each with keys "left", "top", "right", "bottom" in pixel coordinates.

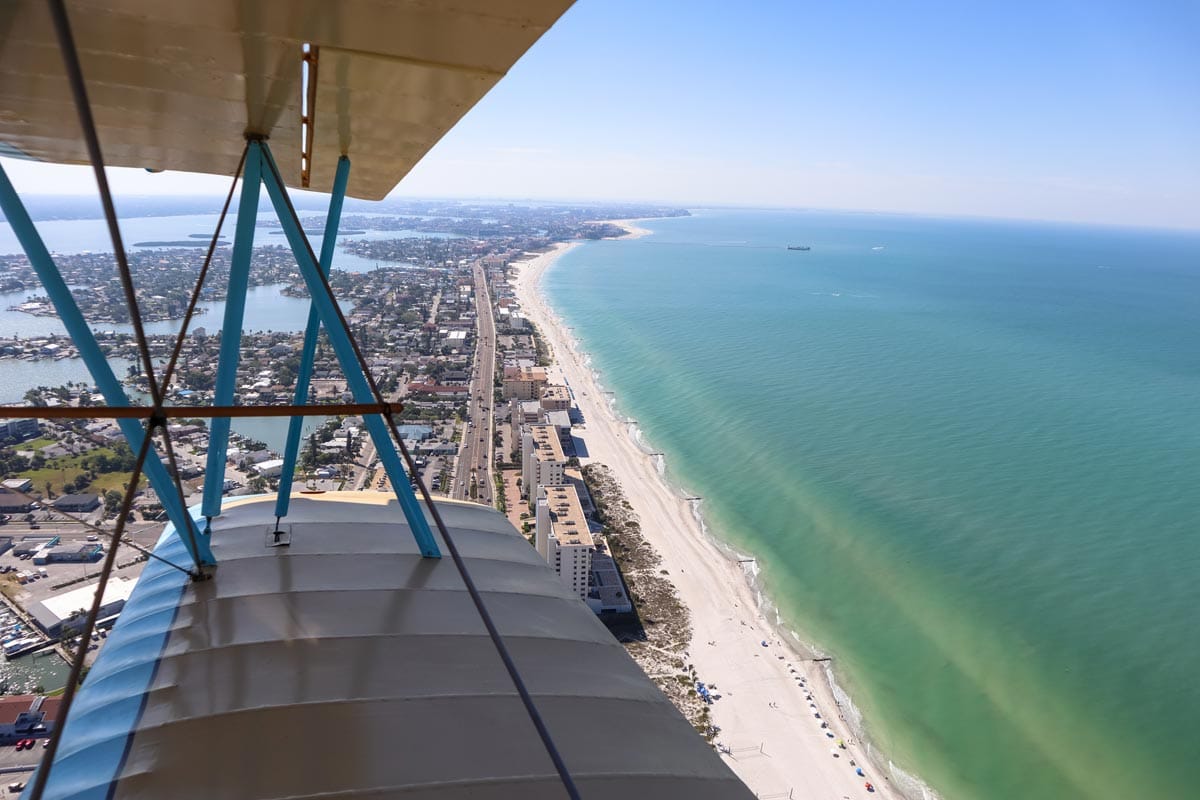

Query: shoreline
[
  {"left": 511, "top": 227, "right": 921, "bottom": 800},
  {"left": 601, "top": 218, "right": 653, "bottom": 239}
]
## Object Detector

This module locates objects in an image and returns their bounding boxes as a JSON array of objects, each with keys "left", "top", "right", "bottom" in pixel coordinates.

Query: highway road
[{"left": 450, "top": 262, "right": 496, "bottom": 505}]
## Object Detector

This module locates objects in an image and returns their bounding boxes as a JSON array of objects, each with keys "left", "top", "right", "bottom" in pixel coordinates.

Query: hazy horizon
[
  {"left": 2, "top": 0, "right": 1197, "bottom": 230},
  {"left": 4, "top": 191, "right": 1198, "bottom": 236}
]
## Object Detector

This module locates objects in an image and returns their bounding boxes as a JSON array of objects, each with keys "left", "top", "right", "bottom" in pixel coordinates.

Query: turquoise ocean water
[{"left": 544, "top": 210, "right": 1200, "bottom": 800}]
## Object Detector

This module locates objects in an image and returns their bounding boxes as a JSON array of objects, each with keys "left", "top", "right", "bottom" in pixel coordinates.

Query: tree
[
  {"left": 308, "top": 432, "right": 319, "bottom": 471},
  {"left": 103, "top": 490, "right": 122, "bottom": 516},
  {"left": 109, "top": 442, "right": 137, "bottom": 472},
  {"left": 0, "top": 450, "right": 31, "bottom": 476}
]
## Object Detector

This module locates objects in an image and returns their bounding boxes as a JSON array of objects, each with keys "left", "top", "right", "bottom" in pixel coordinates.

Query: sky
[{"left": 2, "top": 0, "right": 1197, "bottom": 229}]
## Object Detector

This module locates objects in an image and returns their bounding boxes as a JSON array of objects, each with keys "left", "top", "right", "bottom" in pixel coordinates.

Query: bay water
[
  {"left": 0, "top": 213, "right": 386, "bottom": 449},
  {"left": 0, "top": 209, "right": 449, "bottom": 691},
  {"left": 544, "top": 210, "right": 1200, "bottom": 799}
]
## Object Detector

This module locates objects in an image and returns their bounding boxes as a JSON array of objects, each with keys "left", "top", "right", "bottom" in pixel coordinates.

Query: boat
[
  {"left": 3, "top": 637, "right": 41, "bottom": 659},
  {"left": 787, "top": 245, "right": 811, "bottom": 251}
]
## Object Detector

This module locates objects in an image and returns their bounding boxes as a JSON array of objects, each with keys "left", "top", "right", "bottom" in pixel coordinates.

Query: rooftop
[
  {"left": 527, "top": 424, "right": 565, "bottom": 461},
  {"left": 0, "top": 695, "right": 35, "bottom": 725},
  {"left": 542, "top": 484, "right": 592, "bottom": 548},
  {"left": 37, "top": 576, "right": 137, "bottom": 626},
  {"left": 53, "top": 493, "right": 100, "bottom": 509},
  {"left": 505, "top": 365, "right": 548, "bottom": 382},
  {"left": 545, "top": 409, "right": 572, "bottom": 429},
  {"left": 541, "top": 385, "right": 570, "bottom": 403}
]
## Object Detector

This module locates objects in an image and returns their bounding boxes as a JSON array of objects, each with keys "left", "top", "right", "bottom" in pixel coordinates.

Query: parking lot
[
  {"left": 0, "top": 517, "right": 155, "bottom": 675},
  {"left": 0, "top": 520, "right": 152, "bottom": 609},
  {"left": 0, "top": 735, "right": 47, "bottom": 795},
  {"left": 0, "top": 742, "right": 44, "bottom": 770}
]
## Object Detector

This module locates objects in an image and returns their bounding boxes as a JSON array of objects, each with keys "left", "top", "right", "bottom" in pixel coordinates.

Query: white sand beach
[
  {"left": 601, "top": 218, "right": 653, "bottom": 239},
  {"left": 511, "top": 230, "right": 903, "bottom": 800}
]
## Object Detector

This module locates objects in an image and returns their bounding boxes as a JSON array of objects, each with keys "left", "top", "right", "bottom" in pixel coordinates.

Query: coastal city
[
  {"left": 0, "top": 0, "right": 1189, "bottom": 797},
  {"left": 0, "top": 201, "right": 889, "bottom": 798}
]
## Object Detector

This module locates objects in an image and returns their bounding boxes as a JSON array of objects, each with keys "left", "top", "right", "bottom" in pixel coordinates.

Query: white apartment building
[
  {"left": 521, "top": 424, "right": 566, "bottom": 498},
  {"left": 535, "top": 484, "right": 593, "bottom": 601}
]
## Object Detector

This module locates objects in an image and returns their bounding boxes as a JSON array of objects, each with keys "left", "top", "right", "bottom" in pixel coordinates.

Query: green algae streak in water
[{"left": 543, "top": 210, "right": 1200, "bottom": 800}]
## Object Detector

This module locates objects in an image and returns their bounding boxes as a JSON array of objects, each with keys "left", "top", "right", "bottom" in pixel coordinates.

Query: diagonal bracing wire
[
  {"left": 2, "top": 483, "right": 196, "bottom": 578},
  {"left": 158, "top": 144, "right": 248, "bottom": 392},
  {"left": 383, "top": 405, "right": 585, "bottom": 800},
  {"left": 45, "top": 1, "right": 253, "bottom": 576},
  {"left": 45, "top": 0, "right": 206, "bottom": 573},
  {"left": 260, "top": 146, "right": 583, "bottom": 800},
  {"left": 148, "top": 143, "right": 248, "bottom": 570},
  {"left": 28, "top": 418, "right": 161, "bottom": 800},
  {"left": 47, "top": 0, "right": 161, "bottom": 409},
  {"left": 41, "top": 4, "right": 580, "bottom": 796},
  {"left": 30, "top": 3, "right": 241, "bottom": 795}
]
